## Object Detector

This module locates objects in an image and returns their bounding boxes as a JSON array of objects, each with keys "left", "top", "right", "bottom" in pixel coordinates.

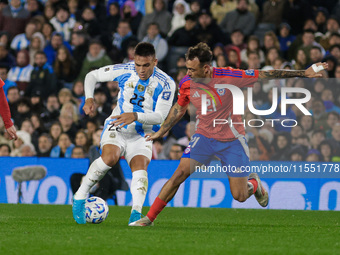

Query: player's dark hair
[
  {"left": 134, "top": 42, "right": 156, "bottom": 58},
  {"left": 186, "top": 42, "right": 212, "bottom": 66}
]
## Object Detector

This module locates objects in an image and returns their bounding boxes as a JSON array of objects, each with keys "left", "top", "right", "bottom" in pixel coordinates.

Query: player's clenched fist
[{"left": 83, "top": 98, "right": 95, "bottom": 116}]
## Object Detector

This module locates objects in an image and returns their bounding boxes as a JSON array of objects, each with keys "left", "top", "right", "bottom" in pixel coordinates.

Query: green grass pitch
[{"left": 0, "top": 204, "right": 339, "bottom": 255}]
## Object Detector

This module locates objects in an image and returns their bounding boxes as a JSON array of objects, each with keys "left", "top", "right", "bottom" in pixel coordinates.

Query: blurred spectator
[
  {"left": 0, "top": 0, "right": 30, "bottom": 39},
  {"left": 137, "top": 0, "right": 172, "bottom": 40},
  {"left": 111, "top": 20, "right": 139, "bottom": 60},
  {"left": 226, "top": 46, "right": 247, "bottom": 69},
  {"left": 169, "top": 144, "right": 184, "bottom": 160},
  {"left": 102, "top": 2, "right": 120, "bottom": 36},
  {"left": 306, "top": 149, "right": 321, "bottom": 162},
  {"left": 77, "top": 39, "right": 112, "bottom": 81},
  {"left": 315, "top": 7, "right": 328, "bottom": 34},
  {"left": 7, "top": 50, "right": 33, "bottom": 92},
  {"left": 54, "top": 45, "right": 77, "bottom": 89},
  {"left": 94, "top": 87, "right": 112, "bottom": 116},
  {"left": 29, "top": 32, "right": 46, "bottom": 66},
  {"left": 288, "top": 145, "right": 305, "bottom": 161},
  {"left": 121, "top": 0, "right": 143, "bottom": 36},
  {"left": 44, "top": 4, "right": 55, "bottom": 22},
  {"left": 282, "top": 0, "right": 313, "bottom": 35},
  {"left": 319, "top": 140, "right": 334, "bottom": 162},
  {"left": 37, "top": 133, "right": 53, "bottom": 157},
  {"left": 42, "top": 22, "right": 54, "bottom": 43},
  {"left": 310, "top": 46, "right": 324, "bottom": 64},
  {"left": 260, "top": 0, "right": 285, "bottom": 28},
  {"left": 225, "top": 29, "right": 246, "bottom": 53},
  {"left": 294, "top": 49, "right": 309, "bottom": 70},
  {"left": 271, "top": 132, "right": 292, "bottom": 161},
  {"left": 0, "top": 43, "right": 16, "bottom": 68},
  {"left": 240, "top": 35, "right": 265, "bottom": 64},
  {"left": 10, "top": 130, "right": 31, "bottom": 157},
  {"left": 220, "top": 0, "right": 256, "bottom": 37},
  {"left": 152, "top": 138, "right": 167, "bottom": 159},
  {"left": 49, "top": 121, "right": 62, "bottom": 146},
  {"left": 88, "top": 0, "right": 107, "bottom": 23},
  {"left": 0, "top": 64, "right": 17, "bottom": 97},
  {"left": 50, "top": 132, "right": 75, "bottom": 158},
  {"left": 50, "top": 4, "right": 75, "bottom": 42},
  {"left": 25, "top": 51, "right": 58, "bottom": 99},
  {"left": 262, "top": 31, "right": 280, "bottom": 55},
  {"left": 168, "top": 14, "right": 197, "bottom": 48},
  {"left": 74, "top": 130, "right": 90, "bottom": 155},
  {"left": 44, "top": 32, "right": 73, "bottom": 66},
  {"left": 19, "top": 143, "right": 36, "bottom": 157},
  {"left": 0, "top": 143, "right": 11, "bottom": 156},
  {"left": 195, "top": 9, "right": 227, "bottom": 48},
  {"left": 79, "top": 6, "right": 101, "bottom": 38},
  {"left": 249, "top": 145, "right": 260, "bottom": 161},
  {"left": 216, "top": 54, "right": 228, "bottom": 67},
  {"left": 20, "top": 118, "right": 39, "bottom": 149},
  {"left": 71, "top": 145, "right": 86, "bottom": 158},
  {"left": 142, "top": 23, "right": 168, "bottom": 63},
  {"left": 177, "top": 121, "right": 195, "bottom": 147},
  {"left": 190, "top": 0, "right": 201, "bottom": 15},
  {"left": 13, "top": 97, "right": 32, "bottom": 128},
  {"left": 70, "top": 31, "right": 89, "bottom": 78},
  {"left": 321, "top": 88, "right": 340, "bottom": 114},
  {"left": 310, "top": 129, "right": 325, "bottom": 150},
  {"left": 10, "top": 21, "right": 37, "bottom": 51},
  {"left": 30, "top": 113, "right": 46, "bottom": 138},
  {"left": 40, "top": 94, "right": 60, "bottom": 129},
  {"left": 168, "top": 0, "right": 191, "bottom": 37},
  {"left": 26, "top": 0, "right": 43, "bottom": 17},
  {"left": 7, "top": 86, "right": 20, "bottom": 116},
  {"left": 278, "top": 23, "right": 296, "bottom": 59},
  {"left": 210, "top": 0, "right": 237, "bottom": 24},
  {"left": 325, "top": 112, "right": 339, "bottom": 138},
  {"left": 300, "top": 115, "right": 314, "bottom": 138},
  {"left": 290, "top": 125, "right": 303, "bottom": 145},
  {"left": 246, "top": 51, "right": 261, "bottom": 69}
]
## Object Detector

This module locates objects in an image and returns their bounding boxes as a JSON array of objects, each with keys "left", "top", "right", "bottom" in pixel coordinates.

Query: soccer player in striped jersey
[
  {"left": 72, "top": 42, "right": 176, "bottom": 225},
  {"left": 130, "top": 42, "right": 327, "bottom": 226}
]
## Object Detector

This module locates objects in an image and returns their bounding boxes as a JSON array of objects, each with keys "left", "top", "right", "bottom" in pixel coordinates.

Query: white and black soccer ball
[{"left": 85, "top": 196, "right": 109, "bottom": 224}]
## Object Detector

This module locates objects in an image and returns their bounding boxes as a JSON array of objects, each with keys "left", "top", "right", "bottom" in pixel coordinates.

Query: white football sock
[
  {"left": 74, "top": 157, "right": 111, "bottom": 200},
  {"left": 130, "top": 170, "right": 148, "bottom": 213}
]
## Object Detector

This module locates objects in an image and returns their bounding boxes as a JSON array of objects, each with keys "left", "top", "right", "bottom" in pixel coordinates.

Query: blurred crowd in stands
[{"left": 1, "top": 0, "right": 340, "bottom": 162}]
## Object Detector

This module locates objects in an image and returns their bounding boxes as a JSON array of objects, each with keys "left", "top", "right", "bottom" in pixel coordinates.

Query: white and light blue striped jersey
[
  {"left": 91, "top": 62, "right": 176, "bottom": 137},
  {"left": 10, "top": 33, "right": 30, "bottom": 51},
  {"left": 7, "top": 65, "right": 33, "bottom": 83}
]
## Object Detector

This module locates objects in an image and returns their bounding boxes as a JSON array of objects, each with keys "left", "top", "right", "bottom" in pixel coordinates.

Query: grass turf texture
[{"left": 0, "top": 204, "right": 339, "bottom": 255}]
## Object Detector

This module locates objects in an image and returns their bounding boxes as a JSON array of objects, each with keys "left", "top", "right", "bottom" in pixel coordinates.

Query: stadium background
[{"left": 0, "top": 0, "right": 340, "bottom": 211}]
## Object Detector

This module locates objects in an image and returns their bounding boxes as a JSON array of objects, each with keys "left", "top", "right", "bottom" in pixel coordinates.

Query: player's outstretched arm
[
  {"left": 145, "top": 102, "right": 188, "bottom": 141},
  {"left": 258, "top": 62, "right": 328, "bottom": 79}
]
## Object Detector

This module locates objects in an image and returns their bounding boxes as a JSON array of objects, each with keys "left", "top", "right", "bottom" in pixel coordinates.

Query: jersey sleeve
[
  {"left": 84, "top": 63, "right": 132, "bottom": 99},
  {"left": 177, "top": 76, "right": 191, "bottom": 107},
  {"left": 0, "top": 78, "right": 4, "bottom": 88},
  {"left": 214, "top": 67, "right": 259, "bottom": 88}
]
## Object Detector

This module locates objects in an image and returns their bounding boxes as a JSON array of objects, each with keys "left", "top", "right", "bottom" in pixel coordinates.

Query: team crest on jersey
[
  {"left": 216, "top": 88, "right": 226, "bottom": 96},
  {"left": 104, "top": 67, "right": 110, "bottom": 72},
  {"left": 39, "top": 72, "right": 44, "bottom": 79},
  {"left": 162, "top": 91, "right": 171, "bottom": 100},
  {"left": 137, "top": 84, "right": 144, "bottom": 92},
  {"left": 184, "top": 146, "right": 191, "bottom": 154},
  {"left": 245, "top": 70, "right": 255, "bottom": 76}
]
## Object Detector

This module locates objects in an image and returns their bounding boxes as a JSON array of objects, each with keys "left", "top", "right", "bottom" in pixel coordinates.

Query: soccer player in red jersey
[
  {"left": 130, "top": 43, "right": 327, "bottom": 226},
  {"left": 0, "top": 78, "right": 17, "bottom": 140}
]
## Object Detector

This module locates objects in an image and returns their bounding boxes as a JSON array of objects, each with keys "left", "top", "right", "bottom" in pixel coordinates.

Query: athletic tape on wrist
[{"left": 312, "top": 64, "right": 325, "bottom": 73}]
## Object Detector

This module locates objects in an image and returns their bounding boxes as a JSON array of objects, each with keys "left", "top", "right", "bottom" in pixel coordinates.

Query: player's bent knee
[
  {"left": 232, "top": 192, "right": 248, "bottom": 203},
  {"left": 100, "top": 155, "right": 117, "bottom": 168}
]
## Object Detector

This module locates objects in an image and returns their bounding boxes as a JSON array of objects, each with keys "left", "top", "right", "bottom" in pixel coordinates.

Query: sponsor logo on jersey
[
  {"left": 137, "top": 84, "right": 145, "bottom": 92},
  {"left": 104, "top": 67, "right": 110, "bottom": 72},
  {"left": 216, "top": 88, "right": 226, "bottom": 96},
  {"left": 245, "top": 70, "right": 255, "bottom": 76},
  {"left": 192, "top": 91, "right": 200, "bottom": 97},
  {"left": 162, "top": 91, "right": 171, "bottom": 100},
  {"left": 146, "top": 87, "right": 154, "bottom": 96},
  {"left": 126, "top": 82, "right": 134, "bottom": 88}
]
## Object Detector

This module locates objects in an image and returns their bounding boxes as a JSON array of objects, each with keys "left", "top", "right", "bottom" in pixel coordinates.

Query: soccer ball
[{"left": 85, "top": 196, "right": 109, "bottom": 224}]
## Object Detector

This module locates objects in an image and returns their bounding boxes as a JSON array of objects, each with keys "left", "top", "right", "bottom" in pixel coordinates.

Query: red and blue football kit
[{"left": 178, "top": 67, "right": 259, "bottom": 176}]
